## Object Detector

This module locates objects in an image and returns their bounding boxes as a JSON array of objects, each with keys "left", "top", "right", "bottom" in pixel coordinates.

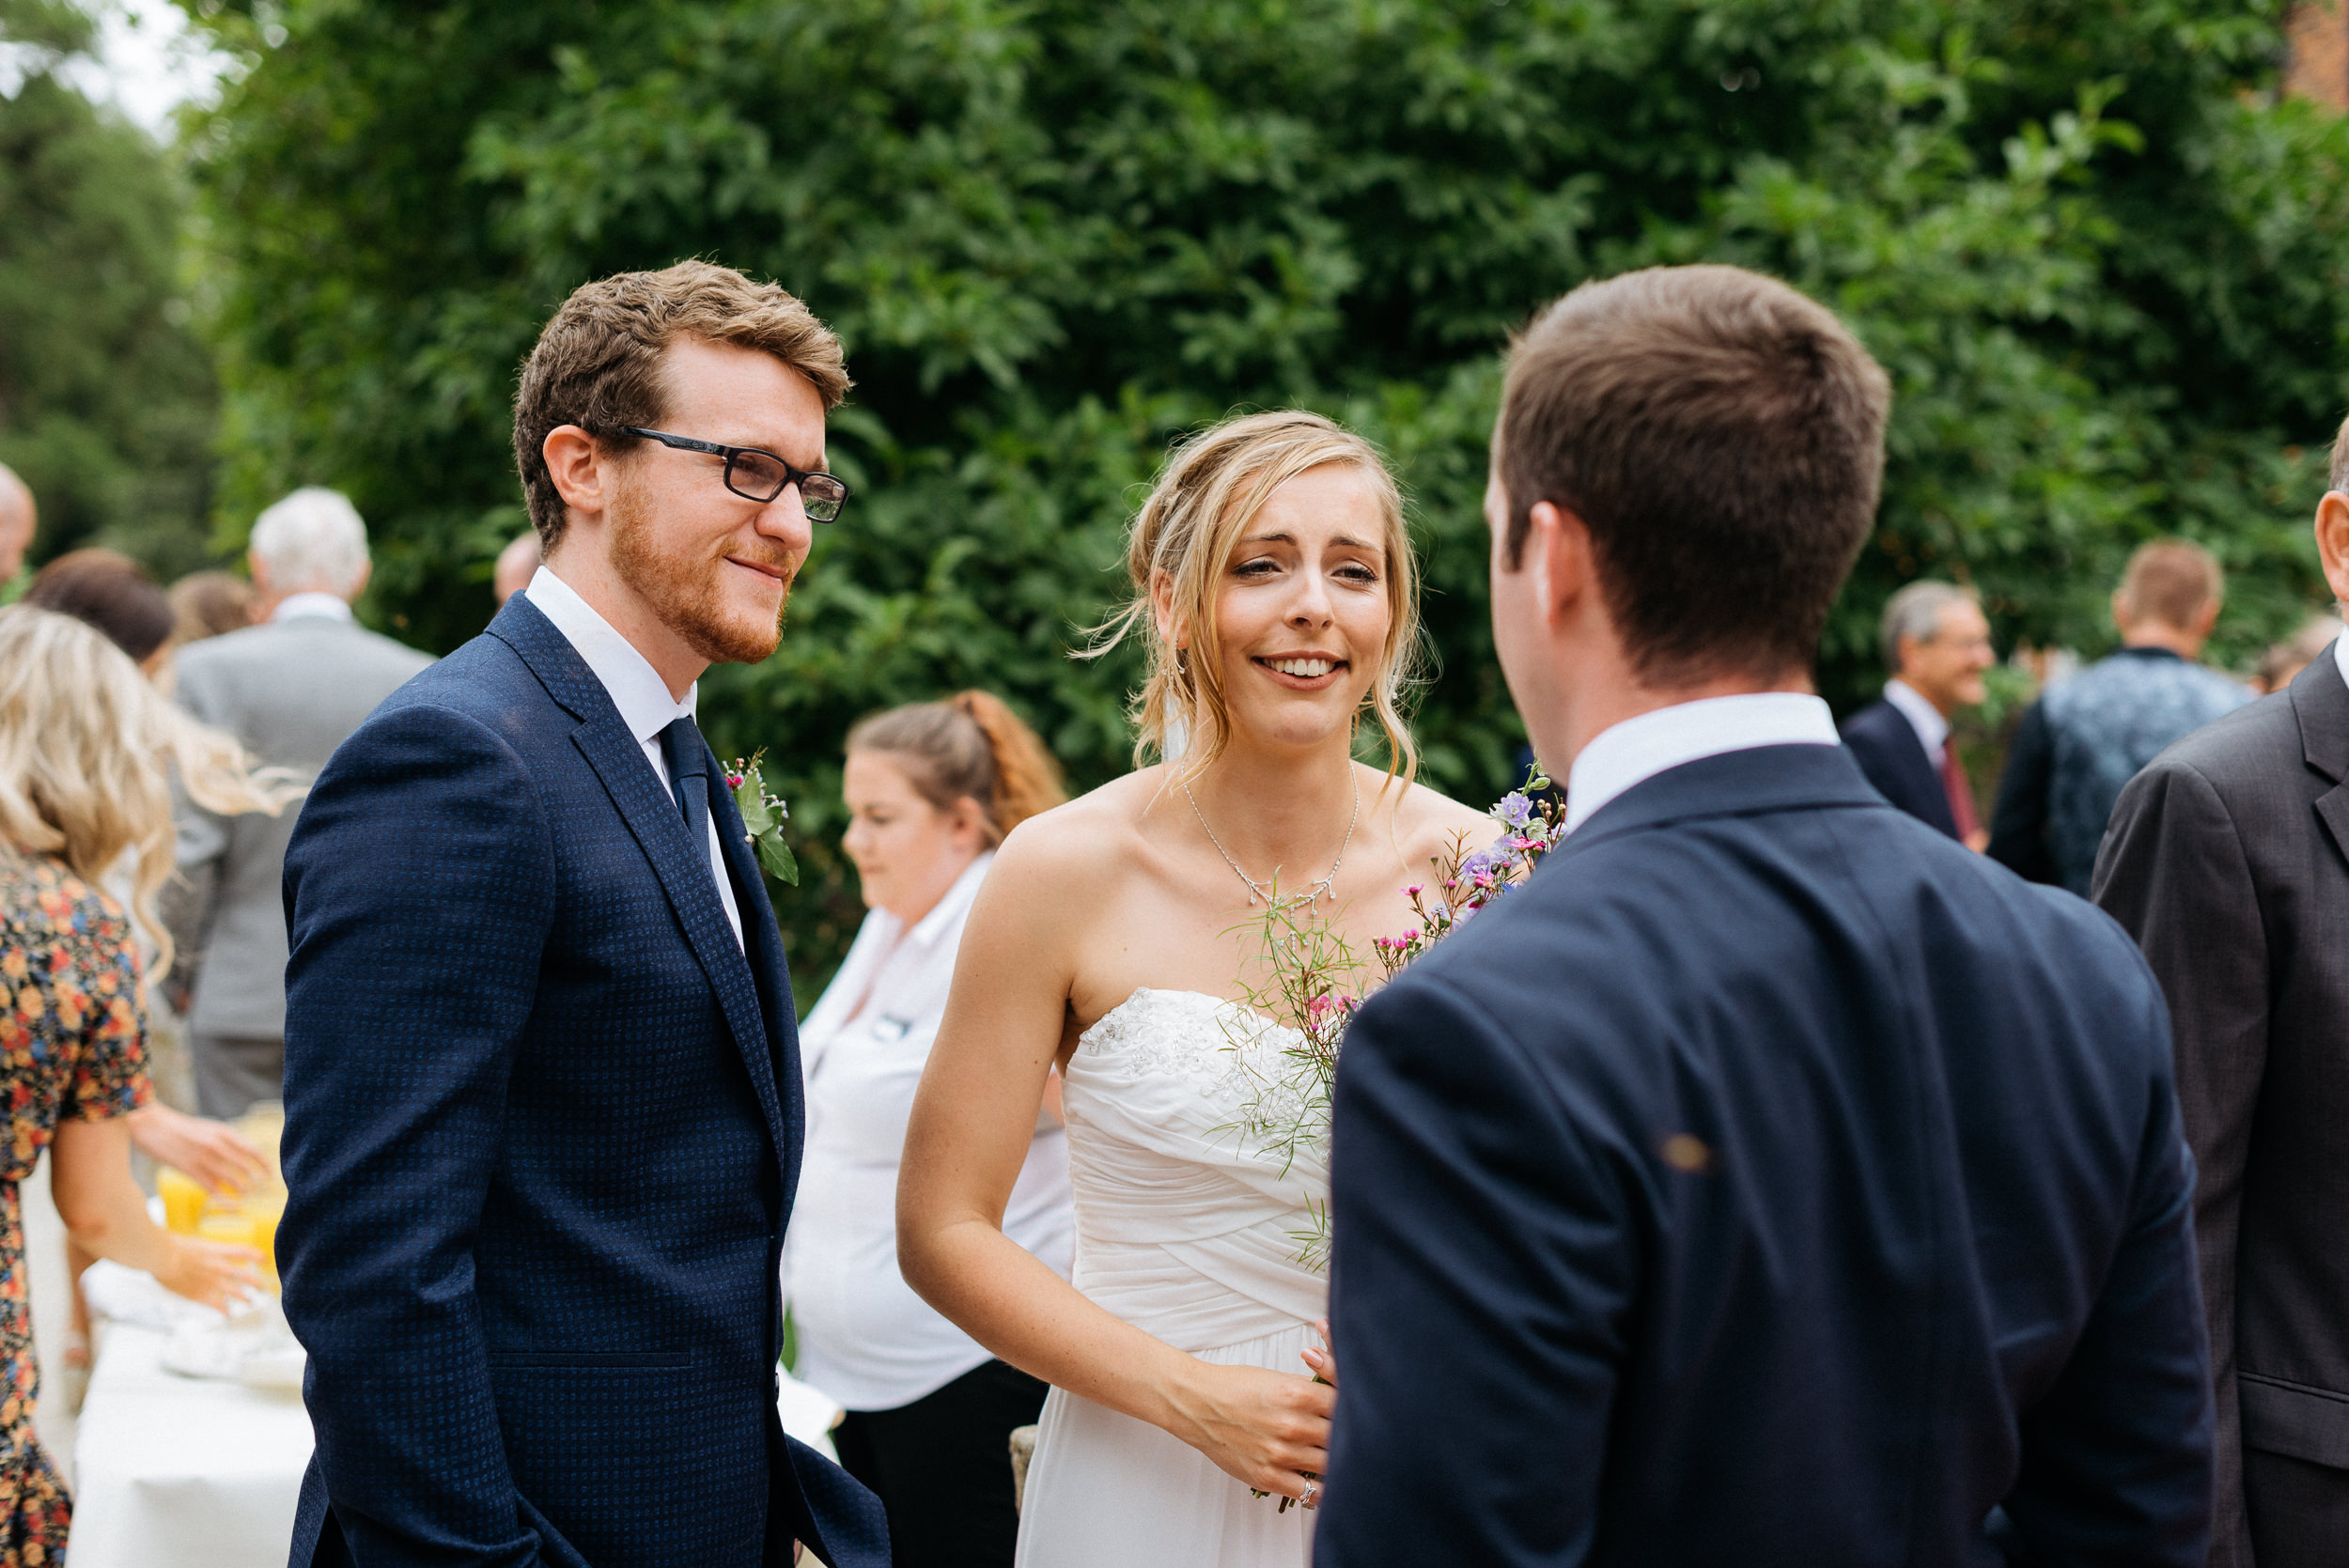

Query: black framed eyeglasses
[{"left": 613, "top": 426, "right": 851, "bottom": 522}]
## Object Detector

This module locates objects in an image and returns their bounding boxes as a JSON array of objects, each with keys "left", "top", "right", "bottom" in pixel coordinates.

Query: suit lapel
[
  {"left": 2290, "top": 644, "right": 2349, "bottom": 876},
  {"left": 710, "top": 768, "right": 805, "bottom": 1203},
  {"left": 489, "top": 597, "right": 790, "bottom": 1161}
]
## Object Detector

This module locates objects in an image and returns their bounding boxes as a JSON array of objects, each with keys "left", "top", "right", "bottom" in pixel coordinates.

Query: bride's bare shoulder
[
  {"left": 985, "top": 768, "right": 1167, "bottom": 890},
  {"left": 1371, "top": 767, "right": 1501, "bottom": 867}
]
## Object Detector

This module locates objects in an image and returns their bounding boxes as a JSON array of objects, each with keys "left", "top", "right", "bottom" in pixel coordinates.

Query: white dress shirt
[
  {"left": 1563, "top": 691, "right": 1842, "bottom": 834},
  {"left": 270, "top": 590, "right": 354, "bottom": 624},
  {"left": 1880, "top": 677, "right": 1952, "bottom": 768},
  {"left": 520, "top": 566, "right": 743, "bottom": 947},
  {"left": 784, "top": 852, "right": 1074, "bottom": 1411},
  {"left": 2334, "top": 626, "right": 2349, "bottom": 694}
]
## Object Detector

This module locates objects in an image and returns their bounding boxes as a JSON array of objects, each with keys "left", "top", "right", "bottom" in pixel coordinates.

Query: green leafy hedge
[{"left": 182, "top": 0, "right": 2349, "bottom": 987}]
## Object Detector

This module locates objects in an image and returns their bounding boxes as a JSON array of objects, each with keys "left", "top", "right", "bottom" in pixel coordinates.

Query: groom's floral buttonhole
[{"left": 723, "top": 752, "right": 799, "bottom": 887}]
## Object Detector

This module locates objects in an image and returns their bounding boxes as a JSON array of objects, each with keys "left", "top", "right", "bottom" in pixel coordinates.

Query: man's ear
[
  {"left": 1527, "top": 500, "right": 1593, "bottom": 628},
  {"left": 542, "top": 426, "right": 608, "bottom": 528},
  {"left": 2109, "top": 587, "right": 2132, "bottom": 636},
  {"left": 2317, "top": 491, "right": 2349, "bottom": 606}
]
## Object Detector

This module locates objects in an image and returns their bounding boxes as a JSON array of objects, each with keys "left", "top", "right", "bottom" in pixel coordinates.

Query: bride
[{"left": 897, "top": 409, "right": 1491, "bottom": 1565}]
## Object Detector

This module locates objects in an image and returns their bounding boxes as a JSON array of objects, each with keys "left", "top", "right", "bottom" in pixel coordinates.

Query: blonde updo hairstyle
[
  {"left": 1090, "top": 410, "right": 1421, "bottom": 787},
  {"left": 0, "top": 607, "right": 305, "bottom": 987},
  {"left": 847, "top": 691, "right": 1066, "bottom": 849}
]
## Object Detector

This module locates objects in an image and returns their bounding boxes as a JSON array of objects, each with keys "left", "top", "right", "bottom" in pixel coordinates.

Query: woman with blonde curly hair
[
  {"left": 899, "top": 411, "right": 1495, "bottom": 1564},
  {"left": 0, "top": 606, "right": 301, "bottom": 1562}
]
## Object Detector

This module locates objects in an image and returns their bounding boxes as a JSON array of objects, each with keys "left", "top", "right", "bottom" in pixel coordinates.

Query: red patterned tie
[{"left": 1939, "top": 742, "right": 1981, "bottom": 842}]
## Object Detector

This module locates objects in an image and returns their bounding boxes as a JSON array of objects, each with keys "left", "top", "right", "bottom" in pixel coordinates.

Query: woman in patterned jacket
[{"left": 0, "top": 606, "right": 299, "bottom": 1564}]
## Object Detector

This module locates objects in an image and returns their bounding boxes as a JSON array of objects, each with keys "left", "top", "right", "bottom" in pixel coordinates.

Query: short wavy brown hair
[
  {"left": 512, "top": 259, "right": 850, "bottom": 550},
  {"left": 1499, "top": 265, "right": 1889, "bottom": 685}
]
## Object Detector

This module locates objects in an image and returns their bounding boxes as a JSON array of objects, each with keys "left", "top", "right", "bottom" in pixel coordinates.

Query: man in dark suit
[
  {"left": 1316, "top": 265, "right": 2214, "bottom": 1566},
  {"left": 1839, "top": 579, "right": 1995, "bottom": 847},
  {"left": 278, "top": 262, "right": 886, "bottom": 1568},
  {"left": 2094, "top": 449, "right": 2349, "bottom": 1568}
]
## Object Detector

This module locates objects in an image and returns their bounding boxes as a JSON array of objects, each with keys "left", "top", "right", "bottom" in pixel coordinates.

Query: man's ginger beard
[{"left": 607, "top": 465, "right": 792, "bottom": 665}]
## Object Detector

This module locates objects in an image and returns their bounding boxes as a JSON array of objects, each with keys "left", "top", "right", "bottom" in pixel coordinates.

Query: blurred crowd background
[{"left": 11, "top": 0, "right": 2349, "bottom": 993}]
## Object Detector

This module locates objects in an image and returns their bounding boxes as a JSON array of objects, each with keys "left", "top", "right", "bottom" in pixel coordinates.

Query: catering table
[
  {"left": 70, "top": 1262, "right": 846, "bottom": 1568},
  {"left": 70, "top": 1321, "right": 311, "bottom": 1568}
]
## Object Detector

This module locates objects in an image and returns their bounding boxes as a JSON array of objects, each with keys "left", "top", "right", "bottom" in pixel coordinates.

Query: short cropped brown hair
[
  {"left": 2118, "top": 538, "right": 2222, "bottom": 630},
  {"left": 512, "top": 259, "right": 850, "bottom": 550},
  {"left": 1498, "top": 265, "right": 1890, "bottom": 684}
]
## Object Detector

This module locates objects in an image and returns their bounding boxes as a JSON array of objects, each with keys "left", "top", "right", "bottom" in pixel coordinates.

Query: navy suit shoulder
[
  {"left": 1319, "top": 745, "right": 2212, "bottom": 1568},
  {"left": 1840, "top": 698, "right": 1960, "bottom": 837},
  {"left": 280, "top": 598, "right": 884, "bottom": 1568}
]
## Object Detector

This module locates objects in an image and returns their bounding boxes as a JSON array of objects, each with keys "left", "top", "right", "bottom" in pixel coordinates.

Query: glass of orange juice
[{"left": 157, "top": 1166, "right": 208, "bottom": 1234}]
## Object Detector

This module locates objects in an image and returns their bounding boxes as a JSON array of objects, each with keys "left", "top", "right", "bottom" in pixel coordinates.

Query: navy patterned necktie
[{"left": 659, "top": 716, "right": 712, "bottom": 870}]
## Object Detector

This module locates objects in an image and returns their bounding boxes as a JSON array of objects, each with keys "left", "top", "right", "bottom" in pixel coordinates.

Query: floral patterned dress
[{"left": 0, "top": 851, "right": 152, "bottom": 1564}]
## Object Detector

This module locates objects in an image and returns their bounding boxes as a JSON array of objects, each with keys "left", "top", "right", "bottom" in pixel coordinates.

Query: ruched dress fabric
[{"left": 1015, "top": 988, "right": 1327, "bottom": 1568}]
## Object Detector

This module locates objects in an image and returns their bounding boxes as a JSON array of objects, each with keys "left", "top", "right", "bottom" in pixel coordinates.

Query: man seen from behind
[{"left": 1317, "top": 264, "right": 2215, "bottom": 1567}]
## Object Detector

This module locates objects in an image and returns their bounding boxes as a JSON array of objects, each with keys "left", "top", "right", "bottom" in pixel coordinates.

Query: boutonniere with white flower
[{"left": 722, "top": 751, "right": 799, "bottom": 886}]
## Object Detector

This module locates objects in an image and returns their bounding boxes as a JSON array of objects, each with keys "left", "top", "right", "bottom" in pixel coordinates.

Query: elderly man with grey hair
[
  {"left": 0, "top": 463, "right": 37, "bottom": 593},
  {"left": 1839, "top": 580, "right": 1997, "bottom": 847},
  {"left": 168, "top": 488, "right": 434, "bottom": 1116}
]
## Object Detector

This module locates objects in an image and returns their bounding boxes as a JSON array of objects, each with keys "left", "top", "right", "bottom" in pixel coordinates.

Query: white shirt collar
[
  {"left": 2334, "top": 629, "right": 2349, "bottom": 695},
  {"left": 270, "top": 591, "right": 354, "bottom": 624},
  {"left": 521, "top": 565, "right": 696, "bottom": 742},
  {"left": 1563, "top": 691, "right": 1840, "bottom": 835},
  {"left": 1880, "top": 678, "right": 1950, "bottom": 762}
]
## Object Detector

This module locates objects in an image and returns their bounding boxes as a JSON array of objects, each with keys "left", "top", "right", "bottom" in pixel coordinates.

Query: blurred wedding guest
[
  {"left": 492, "top": 529, "right": 541, "bottom": 605},
  {"left": 0, "top": 606, "right": 288, "bottom": 1559},
  {"left": 786, "top": 691, "right": 1072, "bottom": 1568},
  {"left": 168, "top": 569, "right": 257, "bottom": 644},
  {"left": 0, "top": 464, "right": 34, "bottom": 595},
  {"left": 2253, "top": 613, "right": 2344, "bottom": 694},
  {"left": 25, "top": 546, "right": 275, "bottom": 1372},
  {"left": 2093, "top": 447, "right": 2349, "bottom": 1567},
  {"left": 169, "top": 488, "right": 432, "bottom": 1117},
  {"left": 1988, "top": 538, "right": 2249, "bottom": 894},
  {"left": 1839, "top": 581, "right": 1995, "bottom": 848},
  {"left": 24, "top": 549, "right": 174, "bottom": 676}
]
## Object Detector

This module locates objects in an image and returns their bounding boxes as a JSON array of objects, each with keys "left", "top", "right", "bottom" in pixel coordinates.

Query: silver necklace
[{"left": 1183, "top": 773, "right": 1361, "bottom": 909}]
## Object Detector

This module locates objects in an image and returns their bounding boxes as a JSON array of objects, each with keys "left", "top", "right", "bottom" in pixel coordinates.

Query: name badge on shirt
[{"left": 868, "top": 1014, "right": 913, "bottom": 1042}]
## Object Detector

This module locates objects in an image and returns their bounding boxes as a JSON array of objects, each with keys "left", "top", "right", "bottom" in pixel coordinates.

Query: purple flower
[{"left": 1495, "top": 792, "right": 1533, "bottom": 829}]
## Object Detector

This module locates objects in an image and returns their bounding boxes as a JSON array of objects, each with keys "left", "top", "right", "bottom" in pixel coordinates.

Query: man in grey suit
[
  {"left": 171, "top": 488, "right": 433, "bottom": 1117},
  {"left": 2096, "top": 424, "right": 2349, "bottom": 1568}
]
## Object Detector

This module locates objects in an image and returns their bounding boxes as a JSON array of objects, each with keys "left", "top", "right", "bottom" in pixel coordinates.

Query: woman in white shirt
[{"left": 786, "top": 691, "right": 1073, "bottom": 1568}]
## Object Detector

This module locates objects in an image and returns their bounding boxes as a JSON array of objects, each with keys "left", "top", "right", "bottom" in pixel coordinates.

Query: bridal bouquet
[{"left": 1224, "top": 771, "right": 1565, "bottom": 1270}]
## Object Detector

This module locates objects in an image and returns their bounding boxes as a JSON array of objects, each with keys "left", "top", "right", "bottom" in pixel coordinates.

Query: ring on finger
[{"left": 1301, "top": 1477, "right": 1319, "bottom": 1510}]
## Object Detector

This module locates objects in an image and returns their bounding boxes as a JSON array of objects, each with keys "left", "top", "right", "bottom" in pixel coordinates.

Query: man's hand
[{"left": 128, "top": 1104, "right": 272, "bottom": 1193}]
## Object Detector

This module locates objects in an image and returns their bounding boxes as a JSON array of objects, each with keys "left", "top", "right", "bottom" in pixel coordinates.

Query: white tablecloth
[
  {"left": 70, "top": 1322, "right": 311, "bottom": 1568},
  {"left": 70, "top": 1300, "right": 845, "bottom": 1568}
]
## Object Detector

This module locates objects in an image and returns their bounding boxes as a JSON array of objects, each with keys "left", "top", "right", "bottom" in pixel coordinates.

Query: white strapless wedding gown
[{"left": 1015, "top": 988, "right": 1327, "bottom": 1567}]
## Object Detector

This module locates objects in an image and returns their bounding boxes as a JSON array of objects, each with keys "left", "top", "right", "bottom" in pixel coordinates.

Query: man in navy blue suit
[
  {"left": 278, "top": 261, "right": 887, "bottom": 1568},
  {"left": 1839, "top": 579, "right": 1996, "bottom": 848},
  {"left": 1315, "top": 265, "right": 2214, "bottom": 1566}
]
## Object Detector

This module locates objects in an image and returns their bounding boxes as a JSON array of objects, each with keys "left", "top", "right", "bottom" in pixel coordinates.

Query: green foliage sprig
[{"left": 722, "top": 752, "right": 798, "bottom": 887}]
